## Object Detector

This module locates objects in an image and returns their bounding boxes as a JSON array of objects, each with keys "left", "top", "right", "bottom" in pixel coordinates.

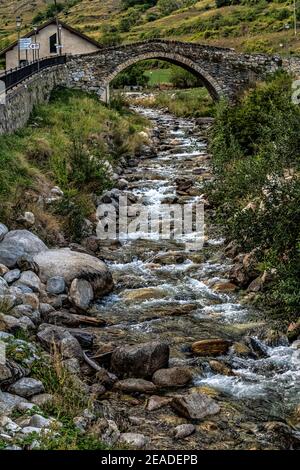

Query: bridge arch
[{"left": 104, "top": 51, "right": 223, "bottom": 101}]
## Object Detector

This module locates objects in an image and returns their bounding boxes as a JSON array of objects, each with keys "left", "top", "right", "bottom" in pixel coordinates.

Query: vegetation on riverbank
[
  {"left": 0, "top": 88, "right": 147, "bottom": 243},
  {"left": 209, "top": 72, "right": 300, "bottom": 320},
  {"left": 128, "top": 87, "right": 215, "bottom": 117}
]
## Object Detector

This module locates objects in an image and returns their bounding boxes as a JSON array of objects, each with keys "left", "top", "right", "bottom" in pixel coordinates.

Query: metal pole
[
  {"left": 17, "top": 29, "right": 20, "bottom": 66},
  {"left": 294, "top": 0, "right": 297, "bottom": 36},
  {"left": 54, "top": 0, "right": 62, "bottom": 55}
]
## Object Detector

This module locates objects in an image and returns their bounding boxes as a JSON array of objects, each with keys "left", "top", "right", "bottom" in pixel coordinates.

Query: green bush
[
  {"left": 169, "top": 66, "right": 203, "bottom": 88},
  {"left": 208, "top": 72, "right": 300, "bottom": 319},
  {"left": 111, "top": 62, "right": 150, "bottom": 88}
]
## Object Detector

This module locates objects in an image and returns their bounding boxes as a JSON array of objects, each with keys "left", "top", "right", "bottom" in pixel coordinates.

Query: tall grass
[{"left": 0, "top": 88, "right": 147, "bottom": 242}]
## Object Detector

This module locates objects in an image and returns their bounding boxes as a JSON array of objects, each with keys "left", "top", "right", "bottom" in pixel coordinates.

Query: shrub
[
  {"left": 208, "top": 72, "right": 300, "bottom": 319},
  {"left": 169, "top": 66, "right": 203, "bottom": 88}
]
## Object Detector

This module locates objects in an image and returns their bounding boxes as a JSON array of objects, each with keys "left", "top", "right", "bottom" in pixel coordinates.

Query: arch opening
[{"left": 105, "top": 52, "right": 222, "bottom": 101}]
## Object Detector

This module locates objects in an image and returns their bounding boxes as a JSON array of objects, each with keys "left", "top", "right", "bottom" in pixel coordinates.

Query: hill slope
[{"left": 0, "top": 1, "right": 299, "bottom": 54}]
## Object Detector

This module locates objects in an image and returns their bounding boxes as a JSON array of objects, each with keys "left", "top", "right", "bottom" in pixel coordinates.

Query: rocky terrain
[{"left": 0, "top": 105, "right": 299, "bottom": 450}]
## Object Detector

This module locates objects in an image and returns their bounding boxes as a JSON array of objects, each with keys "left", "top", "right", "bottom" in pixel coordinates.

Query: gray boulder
[
  {"left": 33, "top": 248, "right": 113, "bottom": 298},
  {"left": 0, "top": 391, "right": 28, "bottom": 414},
  {"left": 18, "top": 271, "right": 41, "bottom": 293},
  {"left": 9, "top": 378, "right": 44, "bottom": 398},
  {"left": 111, "top": 341, "right": 169, "bottom": 378},
  {"left": 0, "top": 230, "right": 47, "bottom": 268},
  {"left": 4, "top": 269, "right": 21, "bottom": 284}
]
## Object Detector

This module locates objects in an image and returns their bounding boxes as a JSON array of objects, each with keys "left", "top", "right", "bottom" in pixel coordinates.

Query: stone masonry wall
[
  {"left": 66, "top": 40, "right": 284, "bottom": 102},
  {"left": 0, "top": 65, "right": 68, "bottom": 135}
]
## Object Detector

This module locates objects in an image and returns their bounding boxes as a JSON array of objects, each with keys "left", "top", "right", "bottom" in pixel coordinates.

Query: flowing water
[{"left": 91, "top": 106, "right": 300, "bottom": 450}]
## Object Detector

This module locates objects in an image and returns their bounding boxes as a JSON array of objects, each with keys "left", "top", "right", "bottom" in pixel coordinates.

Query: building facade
[{"left": 1, "top": 20, "right": 101, "bottom": 70}]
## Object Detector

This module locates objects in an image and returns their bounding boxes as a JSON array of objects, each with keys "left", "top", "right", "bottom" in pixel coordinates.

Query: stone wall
[{"left": 0, "top": 65, "right": 67, "bottom": 135}]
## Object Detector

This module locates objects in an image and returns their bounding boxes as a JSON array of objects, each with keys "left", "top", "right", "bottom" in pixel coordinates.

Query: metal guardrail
[{"left": 0, "top": 55, "right": 67, "bottom": 92}]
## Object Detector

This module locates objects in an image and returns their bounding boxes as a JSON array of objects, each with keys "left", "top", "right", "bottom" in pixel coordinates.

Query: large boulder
[
  {"left": 111, "top": 341, "right": 169, "bottom": 378},
  {"left": 172, "top": 393, "right": 220, "bottom": 420},
  {"left": 0, "top": 230, "right": 48, "bottom": 268},
  {"left": 33, "top": 248, "right": 113, "bottom": 298}
]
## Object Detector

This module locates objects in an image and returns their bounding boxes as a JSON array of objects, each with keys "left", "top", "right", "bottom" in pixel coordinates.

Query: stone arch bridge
[
  {"left": 66, "top": 39, "right": 288, "bottom": 102},
  {"left": 1, "top": 39, "right": 299, "bottom": 135}
]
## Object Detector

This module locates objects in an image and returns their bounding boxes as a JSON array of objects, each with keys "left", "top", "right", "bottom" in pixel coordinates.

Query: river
[{"left": 92, "top": 105, "right": 300, "bottom": 450}]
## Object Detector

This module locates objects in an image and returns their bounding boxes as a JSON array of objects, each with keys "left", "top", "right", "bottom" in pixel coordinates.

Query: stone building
[{"left": 0, "top": 19, "right": 101, "bottom": 70}]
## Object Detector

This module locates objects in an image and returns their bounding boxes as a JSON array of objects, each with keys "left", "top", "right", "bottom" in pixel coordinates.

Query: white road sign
[
  {"left": 29, "top": 43, "right": 40, "bottom": 50},
  {"left": 19, "top": 38, "right": 32, "bottom": 50}
]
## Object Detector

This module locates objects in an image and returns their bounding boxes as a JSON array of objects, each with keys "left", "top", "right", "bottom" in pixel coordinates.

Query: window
[{"left": 49, "top": 33, "right": 57, "bottom": 54}]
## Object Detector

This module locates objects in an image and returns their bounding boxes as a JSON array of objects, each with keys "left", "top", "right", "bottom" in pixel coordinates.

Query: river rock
[
  {"left": 18, "top": 271, "right": 41, "bottom": 293},
  {"left": 209, "top": 360, "right": 234, "bottom": 376},
  {"left": 0, "top": 391, "right": 28, "bottom": 414},
  {"left": 191, "top": 339, "right": 231, "bottom": 356},
  {"left": 146, "top": 395, "right": 172, "bottom": 411},
  {"left": 114, "top": 378, "right": 157, "bottom": 394},
  {"left": 0, "top": 230, "right": 47, "bottom": 268},
  {"left": 29, "top": 414, "right": 53, "bottom": 429},
  {"left": 9, "top": 378, "right": 44, "bottom": 398},
  {"left": 287, "top": 320, "right": 300, "bottom": 342},
  {"left": 0, "top": 277, "right": 8, "bottom": 295},
  {"left": 231, "top": 342, "right": 251, "bottom": 357},
  {"left": 22, "top": 293, "right": 39, "bottom": 311},
  {"left": 11, "top": 304, "right": 33, "bottom": 317},
  {"left": 60, "top": 336, "right": 83, "bottom": 360},
  {"left": 0, "top": 224, "right": 8, "bottom": 242},
  {"left": 101, "top": 419, "right": 120, "bottom": 446},
  {"left": 174, "top": 423, "right": 195, "bottom": 440},
  {"left": 46, "top": 276, "right": 66, "bottom": 295},
  {"left": 3, "top": 270, "right": 21, "bottom": 284},
  {"left": 121, "top": 287, "right": 167, "bottom": 302},
  {"left": 213, "top": 282, "right": 238, "bottom": 293},
  {"left": 0, "top": 364, "right": 13, "bottom": 384},
  {"left": 111, "top": 341, "right": 169, "bottom": 378},
  {"left": 119, "top": 433, "right": 150, "bottom": 449},
  {"left": 31, "top": 393, "right": 54, "bottom": 407},
  {"left": 37, "top": 324, "right": 81, "bottom": 356},
  {"left": 172, "top": 393, "right": 220, "bottom": 420},
  {"left": 33, "top": 248, "right": 113, "bottom": 298},
  {"left": 0, "top": 264, "right": 9, "bottom": 276},
  {"left": 69, "top": 278, "right": 94, "bottom": 310},
  {"left": 0, "top": 314, "right": 35, "bottom": 332},
  {"left": 152, "top": 367, "right": 192, "bottom": 388}
]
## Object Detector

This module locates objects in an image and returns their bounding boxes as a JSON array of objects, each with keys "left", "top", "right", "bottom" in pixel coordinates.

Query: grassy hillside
[
  {"left": 0, "top": 88, "right": 147, "bottom": 243},
  {"left": 1, "top": 1, "right": 300, "bottom": 55}
]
